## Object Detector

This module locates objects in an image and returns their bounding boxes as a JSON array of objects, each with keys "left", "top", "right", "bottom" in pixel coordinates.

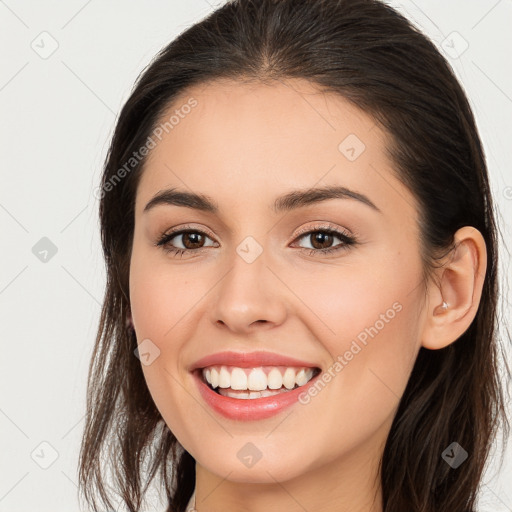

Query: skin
[{"left": 128, "top": 78, "right": 487, "bottom": 512}]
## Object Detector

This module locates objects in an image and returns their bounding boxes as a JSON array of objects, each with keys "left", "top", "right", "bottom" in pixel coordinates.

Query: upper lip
[{"left": 189, "top": 350, "right": 321, "bottom": 372}]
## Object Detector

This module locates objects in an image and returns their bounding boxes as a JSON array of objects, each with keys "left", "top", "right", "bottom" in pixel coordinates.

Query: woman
[{"left": 78, "top": 1, "right": 510, "bottom": 511}]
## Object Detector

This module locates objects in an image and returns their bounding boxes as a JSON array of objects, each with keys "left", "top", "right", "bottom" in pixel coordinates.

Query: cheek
[
  {"left": 290, "top": 254, "right": 419, "bottom": 349},
  {"left": 289, "top": 252, "right": 423, "bottom": 417},
  {"left": 129, "top": 246, "right": 207, "bottom": 342},
  {"left": 129, "top": 250, "right": 199, "bottom": 444},
  {"left": 128, "top": 246, "right": 213, "bottom": 411}
]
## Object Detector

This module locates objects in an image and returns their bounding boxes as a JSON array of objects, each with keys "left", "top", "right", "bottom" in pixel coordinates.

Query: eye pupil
[
  {"left": 311, "top": 232, "right": 333, "bottom": 249},
  {"left": 183, "top": 232, "right": 204, "bottom": 249}
]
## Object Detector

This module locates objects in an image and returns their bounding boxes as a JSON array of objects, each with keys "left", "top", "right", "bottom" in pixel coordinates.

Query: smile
[
  {"left": 201, "top": 365, "right": 319, "bottom": 399},
  {"left": 189, "top": 350, "right": 323, "bottom": 420}
]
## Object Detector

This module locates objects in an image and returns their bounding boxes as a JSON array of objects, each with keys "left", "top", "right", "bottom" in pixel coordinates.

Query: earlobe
[{"left": 421, "top": 226, "right": 487, "bottom": 350}]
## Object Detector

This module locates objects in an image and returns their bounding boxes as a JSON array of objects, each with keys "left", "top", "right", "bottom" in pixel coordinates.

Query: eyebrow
[{"left": 143, "top": 185, "right": 381, "bottom": 214}]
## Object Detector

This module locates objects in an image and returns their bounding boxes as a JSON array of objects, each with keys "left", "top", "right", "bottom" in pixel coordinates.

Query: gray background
[{"left": 0, "top": 1, "right": 511, "bottom": 510}]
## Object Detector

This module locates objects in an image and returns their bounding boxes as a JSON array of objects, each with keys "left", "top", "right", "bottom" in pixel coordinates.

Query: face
[{"left": 129, "top": 78, "right": 427, "bottom": 486}]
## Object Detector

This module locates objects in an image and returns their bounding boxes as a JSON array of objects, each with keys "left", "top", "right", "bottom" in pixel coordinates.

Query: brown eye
[
  {"left": 308, "top": 232, "right": 335, "bottom": 250},
  {"left": 292, "top": 226, "right": 357, "bottom": 257},
  {"left": 156, "top": 228, "right": 217, "bottom": 256},
  {"left": 180, "top": 232, "right": 207, "bottom": 249}
]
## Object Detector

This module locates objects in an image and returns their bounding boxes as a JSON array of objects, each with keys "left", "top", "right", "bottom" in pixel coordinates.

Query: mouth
[{"left": 194, "top": 365, "right": 322, "bottom": 400}]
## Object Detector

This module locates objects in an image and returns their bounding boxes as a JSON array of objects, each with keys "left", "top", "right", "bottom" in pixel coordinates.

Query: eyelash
[{"left": 155, "top": 223, "right": 358, "bottom": 258}]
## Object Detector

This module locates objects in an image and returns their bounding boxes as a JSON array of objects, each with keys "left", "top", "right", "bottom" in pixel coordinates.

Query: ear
[{"left": 421, "top": 226, "right": 487, "bottom": 350}]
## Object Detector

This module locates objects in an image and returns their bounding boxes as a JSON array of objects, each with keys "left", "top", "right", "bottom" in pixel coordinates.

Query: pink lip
[
  {"left": 189, "top": 351, "right": 322, "bottom": 421},
  {"left": 189, "top": 350, "right": 320, "bottom": 371},
  {"left": 192, "top": 369, "right": 321, "bottom": 421}
]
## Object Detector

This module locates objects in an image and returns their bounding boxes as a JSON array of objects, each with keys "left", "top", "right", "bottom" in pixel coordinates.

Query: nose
[{"left": 209, "top": 247, "right": 288, "bottom": 334}]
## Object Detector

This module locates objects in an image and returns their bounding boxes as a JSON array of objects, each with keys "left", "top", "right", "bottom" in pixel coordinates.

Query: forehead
[
  {"left": 135, "top": 78, "right": 416, "bottom": 221},
  {"left": 145, "top": 77, "right": 383, "bottom": 168}
]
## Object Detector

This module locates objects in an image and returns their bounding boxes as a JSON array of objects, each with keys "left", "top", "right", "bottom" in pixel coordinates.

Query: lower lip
[{"left": 192, "top": 370, "right": 320, "bottom": 421}]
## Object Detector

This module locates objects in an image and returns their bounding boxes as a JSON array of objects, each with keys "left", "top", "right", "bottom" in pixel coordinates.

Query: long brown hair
[{"left": 78, "top": 1, "right": 510, "bottom": 511}]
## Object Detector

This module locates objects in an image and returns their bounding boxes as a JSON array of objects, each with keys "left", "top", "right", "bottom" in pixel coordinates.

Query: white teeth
[
  {"left": 210, "top": 368, "right": 219, "bottom": 388},
  {"left": 247, "top": 368, "right": 267, "bottom": 391},
  {"left": 202, "top": 365, "right": 317, "bottom": 396},
  {"left": 218, "top": 387, "right": 291, "bottom": 399},
  {"left": 267, "top": 368, "right": 283, "bottom": 389},
  {"left": 230, "top": 367, "right": 247, "bottom": 390},
  {"left": 296, "top": 369, "right": 308, "bottom": 386},
  {"left": 218, "top": 366, "right": 231, "bottom": 388},
  {"left": 282, "top": 368, "right": 296, "bottom": 390}
]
